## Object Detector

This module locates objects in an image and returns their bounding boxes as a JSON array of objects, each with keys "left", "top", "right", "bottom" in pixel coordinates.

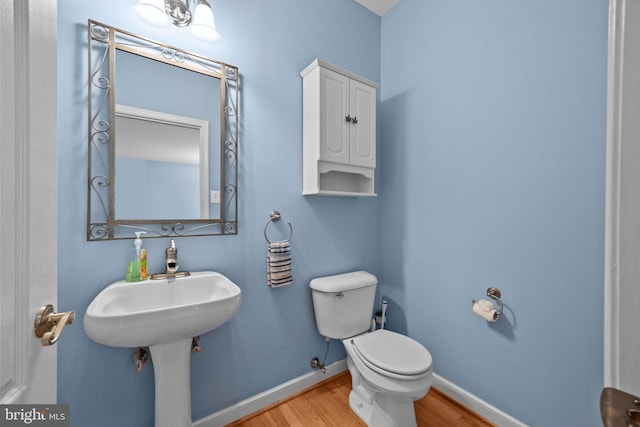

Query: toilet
[{"left": 309, "top": 271, "right": 433, "bottom": 427}]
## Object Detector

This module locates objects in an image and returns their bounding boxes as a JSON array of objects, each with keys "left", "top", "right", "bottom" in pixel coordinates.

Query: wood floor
[{"left": 226, "top": 372, "right": 495, "bottom": 427}]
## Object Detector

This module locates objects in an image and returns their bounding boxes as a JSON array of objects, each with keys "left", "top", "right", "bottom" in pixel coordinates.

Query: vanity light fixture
[{"left": 133, "top": 0, "right": 221, "bottom": 42}]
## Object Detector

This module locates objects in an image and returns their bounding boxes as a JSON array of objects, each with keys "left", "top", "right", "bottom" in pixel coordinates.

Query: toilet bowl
[
  {"left": 309, "top": 271, "right": 433, "bottom": 427},
  {"left": 343, "top": 329, "right": 432, "bottom": 427}
]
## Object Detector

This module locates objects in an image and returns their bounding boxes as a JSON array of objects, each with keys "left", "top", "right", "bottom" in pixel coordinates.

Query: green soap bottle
[
  {"left": 126, "top": 259, "right": 140, "bottom": 282},
  {"left": 125, "top": 232, "right": 144, "bottom": 282}
]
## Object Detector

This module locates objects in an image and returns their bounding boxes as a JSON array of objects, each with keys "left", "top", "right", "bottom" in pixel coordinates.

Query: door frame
[{"left": 604, "top": 0, "right": 640, "bottom": 394}]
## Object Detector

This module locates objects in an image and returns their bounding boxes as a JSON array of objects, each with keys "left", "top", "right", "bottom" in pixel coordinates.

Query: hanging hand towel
[{"left": 267, "top": 240, "right": 292, "bottom": 287}]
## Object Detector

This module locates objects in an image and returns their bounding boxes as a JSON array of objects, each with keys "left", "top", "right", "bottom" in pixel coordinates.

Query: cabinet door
[
  {"left": 349, "top": 79, "right": 376, "bottom": 168},
  {"left": 319, "top": 67, "right": 350, "bottom": 165}
]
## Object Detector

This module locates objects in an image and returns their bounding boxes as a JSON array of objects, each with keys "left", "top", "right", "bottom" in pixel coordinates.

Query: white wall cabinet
[{"left": 301, "top": 59, "right": 378, "bottom": 196}]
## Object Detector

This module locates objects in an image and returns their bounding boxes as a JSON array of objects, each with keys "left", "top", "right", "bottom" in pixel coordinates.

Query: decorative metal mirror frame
[{"left": 87, "top": 20, "right": 238, "bottom": 240}]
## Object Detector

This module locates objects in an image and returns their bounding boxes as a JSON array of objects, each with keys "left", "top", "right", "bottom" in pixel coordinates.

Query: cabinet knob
[{"left": 345, "top": 115, "right": 352, "bottom": 122}]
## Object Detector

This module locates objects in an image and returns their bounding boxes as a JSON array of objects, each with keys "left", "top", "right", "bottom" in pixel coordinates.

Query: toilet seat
[{"left": 350, "top": 329, "right": 432, "bottom": 380}]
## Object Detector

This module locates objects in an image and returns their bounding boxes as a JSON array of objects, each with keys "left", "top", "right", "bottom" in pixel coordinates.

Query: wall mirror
[{"left": 87, "top": 20, "right": 238, "bottom": 240}]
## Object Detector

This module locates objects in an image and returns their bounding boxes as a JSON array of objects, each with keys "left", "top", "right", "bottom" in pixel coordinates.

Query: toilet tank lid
[{"left": 309, "top": 271, "right": 378, "bottom": 292}]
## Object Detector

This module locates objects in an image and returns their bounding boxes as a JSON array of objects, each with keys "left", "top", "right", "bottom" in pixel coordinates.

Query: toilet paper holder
[{"left": 472, "top": 287, "right": 504, "bottom": 319}]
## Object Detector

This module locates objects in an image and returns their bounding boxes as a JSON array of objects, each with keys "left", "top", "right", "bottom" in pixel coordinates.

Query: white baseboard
[
  {"left": 194, "top": 359, "right": 348, "bottom": 427},
  {"left": 433, "top": 374, "right": 528, "bottom": 427},
  {"left": 194, "top": 360, "right": 527, "bottom": 427}
]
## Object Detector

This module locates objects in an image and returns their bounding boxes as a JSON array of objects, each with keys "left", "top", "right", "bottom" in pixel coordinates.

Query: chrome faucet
[
  {"left": 165, "top": 239, "right": 179, "bottom": 274},
  {"left": 150, "top": 239, "right": 191, "bottom": 280}
]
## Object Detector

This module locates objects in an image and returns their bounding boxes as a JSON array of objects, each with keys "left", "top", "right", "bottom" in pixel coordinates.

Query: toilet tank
[{"left": 309, "top": 271, "right": 377, "bottom": 339}]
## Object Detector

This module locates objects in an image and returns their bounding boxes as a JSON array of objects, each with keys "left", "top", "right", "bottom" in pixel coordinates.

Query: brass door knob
[{"left": 34, "top": 304, "right": 75, "bottom": 346}]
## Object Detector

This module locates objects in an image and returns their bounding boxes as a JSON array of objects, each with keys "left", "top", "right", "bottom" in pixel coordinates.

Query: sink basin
[
  {"left": 84, "top": 271, "right": 241, "bottom": 348},
  {"left": 84, "top": 271, "right": 241, "bottom": 427}
]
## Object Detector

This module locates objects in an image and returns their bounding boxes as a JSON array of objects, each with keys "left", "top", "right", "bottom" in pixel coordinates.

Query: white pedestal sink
[{"left": 84, "top": 271, "right": 242, "bottom": 427}]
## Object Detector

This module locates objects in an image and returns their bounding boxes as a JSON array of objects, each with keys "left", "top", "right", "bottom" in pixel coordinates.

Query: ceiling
[{"left": 354, "top": 0, "right": 400, "bottom": 16}]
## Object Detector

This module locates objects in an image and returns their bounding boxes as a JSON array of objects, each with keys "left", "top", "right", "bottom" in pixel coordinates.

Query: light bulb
[
  {"left": 190, "top": 0, "right": 221, "bottom": 42},
  {"left": 133, "top": 0, "right": 170, "bottom": 27}
]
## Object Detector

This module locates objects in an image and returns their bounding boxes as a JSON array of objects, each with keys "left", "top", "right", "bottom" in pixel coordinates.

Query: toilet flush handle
[{"left": 336, "top": 292, "right": 344, "bottom": 298}]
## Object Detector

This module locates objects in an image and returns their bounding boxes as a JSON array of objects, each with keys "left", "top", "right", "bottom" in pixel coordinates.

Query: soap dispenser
[
  {"left": 126, "top": 240, "right": 140, "bottom": 283},
  {"left": 125, "top": 232, "right": 146, "bottom": 282}
]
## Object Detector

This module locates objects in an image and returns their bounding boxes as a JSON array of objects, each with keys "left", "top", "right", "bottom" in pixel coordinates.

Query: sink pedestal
[
  {"left": 83, "top": 272, "right": 242, "bottom": 427},
  {"left": 149, "top": 338, "right": 192, "bottom": 427}
]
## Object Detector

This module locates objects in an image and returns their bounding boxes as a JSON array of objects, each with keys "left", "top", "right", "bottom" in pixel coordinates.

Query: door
[
  {"left": 605, "top": 0, "right": 640, "bottom": 396},
  {"left": 319, "top": 67, "right": 351, "bottom": 165},
  {"left": 0, "top": 0, "right": 58, "bottom": 404},
  {"left": 349, "top": 79, "right": 376, "bottom": 168}
]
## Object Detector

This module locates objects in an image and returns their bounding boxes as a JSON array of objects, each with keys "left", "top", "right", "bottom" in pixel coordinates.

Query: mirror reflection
[
  {"left": 87, "top": 20, "right": 238, "bottom": 240},
  {"left": 115, "top": 104, "right": 212, "bottom": 220},
  {"left": 114, "top": 49, "right": 220, "bottom": 221}
]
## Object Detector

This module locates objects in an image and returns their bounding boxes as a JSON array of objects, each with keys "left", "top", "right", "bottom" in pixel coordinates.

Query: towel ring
[{"left": 264, "top": 211, "right": 293, "bottom": 243}]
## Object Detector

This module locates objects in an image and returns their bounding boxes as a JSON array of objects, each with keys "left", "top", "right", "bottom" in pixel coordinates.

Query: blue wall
[
  {"left": 57, "top": 1, "right": 380, "bottom": 426},
  {"left": 116, "top": 158, "right": 200, "bottom": 219},
  {"left": 57, "top": 0, "right": 609, "bottom": 426},
  {"left": 379, "top": 1, "right": 608, "bottom": 426}
]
